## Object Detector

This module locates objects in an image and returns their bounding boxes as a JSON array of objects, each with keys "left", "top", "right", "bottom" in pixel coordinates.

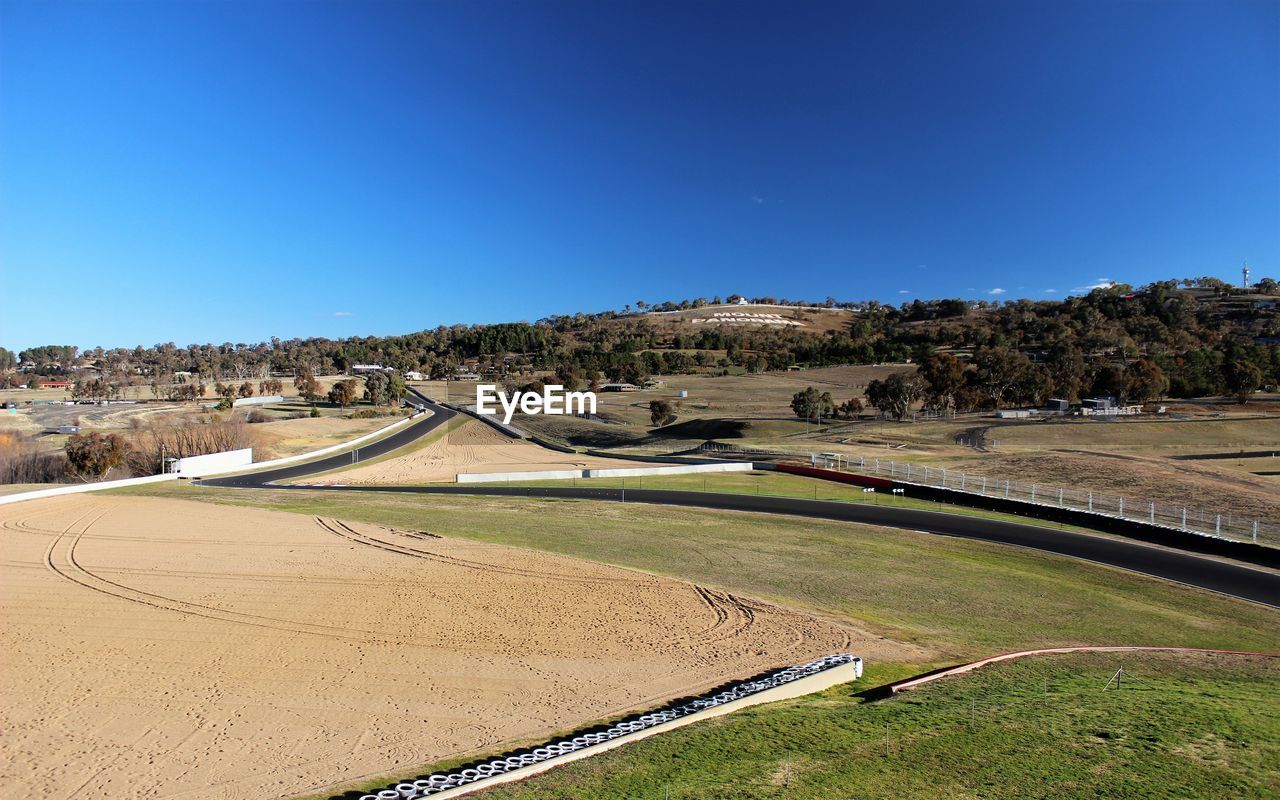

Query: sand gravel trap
[
  {"left": 308, "top": 419, "right": 653, "bottom": 484},
  {"left": 0, "top": 495, "right": 886, "bottom": 799}
]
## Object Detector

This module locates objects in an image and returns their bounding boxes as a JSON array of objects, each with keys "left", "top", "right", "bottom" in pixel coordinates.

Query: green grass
[
  {"left": 121, "top": 483, "right": 1280, "bottom": 659},
  {"left": 495, "top": 469, "right": 1115, "bottom": 535},
  {"left": 463, "top": 652, "right": 1280, "bottom": 800}
]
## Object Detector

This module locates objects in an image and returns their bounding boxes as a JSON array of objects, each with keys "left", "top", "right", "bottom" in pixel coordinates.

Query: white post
[
  {"left": 1005, "top": 480, "right": 1010, "bottom": 499},
  {"left": 981, "top": 476, "right": 987, "bottom": 493},
  {"left": 1088, "top": 492, "right": 1093, "bottom": 512},
  {"left": 1118, "top": 497, "right": 1124, "bottom": 518},
  {"left": 1149, "top": 502, "right": 1155, "bottom": 523},
  {"left": 1254, "top": 521, "right": 1259, "bottom": 544},
  {"left": 960, "top": 473, "right": 966, "bottom": 491},
  {"left": 1058, "top": 488, "right": 1064, "bottom": 507},
  {"left": 1215, "top": 515, "right": 1221, "bottom": 535},
  {"left": 1030, "top": 485, "right": 1036, "bottom": 502},
  {"left": 1182, "top": 508, "right": 1187, "bottom": 529}
]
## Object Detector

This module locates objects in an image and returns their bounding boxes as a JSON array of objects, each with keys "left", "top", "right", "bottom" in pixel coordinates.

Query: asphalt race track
[
  {"left": 205, "top": 397, "right": 1280, "bottom": 609},
  {"left": 205, "top": 392, "right": 459, "bottom": 487}
]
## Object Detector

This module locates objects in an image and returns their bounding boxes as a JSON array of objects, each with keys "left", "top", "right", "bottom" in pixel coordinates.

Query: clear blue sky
[{"left": 1, "top": 0, "right": 1276, "bottom": 351}]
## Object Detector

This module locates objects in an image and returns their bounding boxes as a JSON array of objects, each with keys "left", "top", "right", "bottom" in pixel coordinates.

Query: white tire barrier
[{"left": 357, "top": 653, "right": 860, "bottom": 798}]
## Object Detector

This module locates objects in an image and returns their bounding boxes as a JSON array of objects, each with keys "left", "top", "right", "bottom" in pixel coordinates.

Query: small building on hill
[{"left": 38, "top": 380, "right": 73, "bottom": 390}]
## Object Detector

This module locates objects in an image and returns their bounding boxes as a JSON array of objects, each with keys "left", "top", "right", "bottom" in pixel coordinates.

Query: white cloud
[
  {"left": 334, "top": 311, "right": 353, "bottom": 317},
  {"left": 898, "top": 289, "right": 911, "bottom": 294},
  {"left": 1071, "top": 278, "right": 1115, "bottom": 293},
  {"left": 1043, "top": 289, "right": 1058, "bottom": 294},
  {"left": 751, "top": 195, "right": 765, "bottom": 205},
  {"left": 987, "top": 287, "right": 1006, "bottom": 295}
]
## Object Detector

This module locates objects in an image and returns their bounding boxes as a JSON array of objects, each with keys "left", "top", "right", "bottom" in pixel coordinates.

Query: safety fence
[
  {"left": 354, "top": 654, "right": 860, "bottom": 800},
  {"left": 815, "top": 454, "right": 1278, "bottom": 547}
]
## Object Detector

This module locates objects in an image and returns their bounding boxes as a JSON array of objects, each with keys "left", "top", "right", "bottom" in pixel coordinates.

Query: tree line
[{"left": 3, "top": 278, "right": 1276, "bottom": 404}]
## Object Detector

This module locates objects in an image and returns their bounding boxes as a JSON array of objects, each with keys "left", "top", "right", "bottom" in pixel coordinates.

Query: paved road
[
  {"left": 204, "top": 390, "right": 458, "bottom": 487},
  {"left": 205, "top": 396, "right": 1280, "bottom": 608}
]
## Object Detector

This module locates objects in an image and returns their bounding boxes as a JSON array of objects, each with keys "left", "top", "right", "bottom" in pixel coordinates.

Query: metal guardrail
[
  {"left": 822, "top": 454, "right": 1278, "bottom": 547},
  {"left": 692, "top": 442, "right": 1277, "bottom": 546}
]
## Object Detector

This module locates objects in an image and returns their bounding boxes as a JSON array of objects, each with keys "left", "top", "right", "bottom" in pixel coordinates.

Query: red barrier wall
[{"left": 775, "top": 463, "right": 896, "bottom": 490}]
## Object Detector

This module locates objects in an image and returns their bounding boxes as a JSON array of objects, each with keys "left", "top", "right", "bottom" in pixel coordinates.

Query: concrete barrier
[
  {"left": 173, "top": 447, "right": 253, "bottom": 475},
  {"left": 455, "top": 462, "right": 756, "bottom": 485},
  {"left": 0, "top": 474, "right": 178, "bottom": 506},
  {"left": 458, "top": 469, "right": 585, "bottom": 484},
  {"left": 587, "top": 462, "right": 753, "bottom": 479}
]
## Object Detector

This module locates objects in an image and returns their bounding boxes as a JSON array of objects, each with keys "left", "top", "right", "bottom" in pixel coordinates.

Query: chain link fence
[{"left": 812, "top": 453, "right": 1278, "bottom": 547}]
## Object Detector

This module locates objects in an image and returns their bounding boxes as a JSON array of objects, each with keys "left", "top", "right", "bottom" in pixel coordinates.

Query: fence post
[
  {"left": 1215, "top": 514, "right": 1221, "bottom": 535},
  {"left": 1088, "top": 492, "right": 1092, "bottom": 512},
  {"left": 981, "top": 476, "right": 986, "bottom": 493},
  {"left": 1149, "top": 501, "right": 1155, "bottom": 523},
  {"left": 1059, "top": 488, "right": 1064, "bottom": 507},
  {"left": 1030, "top": 485, "right": 1036, "bottom": 502},
  {"left": 960, "top": 473, "right": 966, "bottom": 491},
  {"left": 1118, "top": 497, "right": 1124, "bottom": 518},
  {"left": 1253, "top": 521, "right": 1258, "bottom": 544},
  {"left": 1182, "top": 508, "right": 1187, "bottom": 529},
  {"left": 1005, "top": 480, "right": 1010, "bottom": 498}
]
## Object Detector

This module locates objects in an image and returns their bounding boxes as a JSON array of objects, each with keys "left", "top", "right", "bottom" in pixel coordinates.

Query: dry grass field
[{"left": 0, "top": 494, "right": 876, "bottom": 799}]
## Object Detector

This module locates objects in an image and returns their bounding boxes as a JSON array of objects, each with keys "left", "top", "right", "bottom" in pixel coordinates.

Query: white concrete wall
[
  {"left": 587, "top": 462, "right": 753, "bottom": 479},
  {"left": 458, "top": 469, "right": 585, "bottom": 484},
  {"left": 0, "top": 474, "right": 178, "bottom": 506},
  {"left": 233, "top": 395, "right": 284, "bottom": 408},
  {"left": 173, "top": 447, "right": 253, "bottom": 475},
  {"left": 455, "top": 462, "right": 755, "bottom": 484}
]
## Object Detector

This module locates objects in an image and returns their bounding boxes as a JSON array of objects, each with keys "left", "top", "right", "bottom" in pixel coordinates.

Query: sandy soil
[
  {"left": 305, "top": 419, "right": 655, "bottom": 485},
  {"left": 0, "top": 495, "right": 892, "bottom": 799}
]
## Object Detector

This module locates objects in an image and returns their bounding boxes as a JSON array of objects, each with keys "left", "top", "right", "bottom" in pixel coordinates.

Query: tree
[
  {"left": 328, "top": 379, "right": 359, "bottom": 408},
  {"left": 297, "top": 374, "right": 322, "bottom": 402},
  {"left": 1224, "top": 360, "right": 1262, "bottom": 404},
  {"left": 649, "top": 399, "right": 673, "bottom": 427},
  {"left": 838, "top": 397, "right": 865, "bottom": 419},
  {"left": 363, "top": 371, "right": 389, "bottom": 405},
  {"left": 259, "top": 378, "right": 283, "bottom": 395},
  {"left": 215, "top": 382, "right": 236, "bottom": 401},
  {"left": 387, "top": 372, "right": 408, "bottom": 405},
  {"left": 865, "top": 373, "right": 922, "bottom": 420},
  {"left": 918, "top": 353, "right": 966, "bottom": 412},
  {"left": 1125, "top": 358, "right": 1168, "bottom": 403},
  {"left": 1046, "top": 344, "right": 1087, "bottom": 402},
  {"left": 65, "top": 432, "right": 130, "bottom": 481},
  {"left": 790, "top": 387, "right": 836, "bottom": 421},
  {"left": 238, "top": 381, "right": 254, "bottom": 398}
]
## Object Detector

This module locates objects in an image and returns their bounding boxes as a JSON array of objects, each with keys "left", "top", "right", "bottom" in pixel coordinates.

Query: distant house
[
  {"left": 351, "top": 364, "right": 389, "bottom": 374},
  {"left": 38, "top": 381, "right": 73, "bottom": 390},
  {"left": 452, "top": 372, "right": 482, "bottom": 381},
  {"left": 734, "top": 297, "right": 750, "bottom": 305},
  {"left": 599, "top": 382, "right": 638, "bottom": 392},
  {"left": 403, "top": 371, "right": 424, "bottom": 381}
]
